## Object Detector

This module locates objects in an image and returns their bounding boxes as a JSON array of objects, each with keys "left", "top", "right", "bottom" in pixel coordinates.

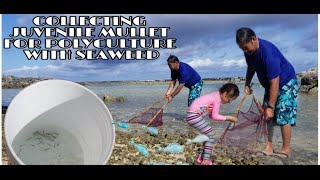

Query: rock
[
  {"left": 186, "top": 156, "right": 194, "bottom": 164},
  {"left": 2, "top": 75, "right": 51, "bottom": 88},
  {"left": 298, "top": 68, "right": 318, "bottom": 93},
  {"left": 177, "top": 138, "right": 185, "bottom": 145},
  {"left": 211, "top": 152, "right": 218, "bottom": 160},
  {"left": 154, "top": 139, "right": 160, "bottom": 144},
  {"left": 128, "top": 155, "right": 137, "bottom": 162},
  {"left": 164, "top": 133, "right": 168, "bottom": 139},
  {"left": 309, "top": 87, "right": 318, "bottom": 94},
  {"left": 103, "top": 95, "right": 127, "bottom": 103},
  {"left": 233, "top": 159, "right": 242, "bottom": 165},
  {"left": 139, "top": 157, "right": 146, "bottom": 165},
  {"left": 258, "top": 156, "right": 284, "bottom": 165}
]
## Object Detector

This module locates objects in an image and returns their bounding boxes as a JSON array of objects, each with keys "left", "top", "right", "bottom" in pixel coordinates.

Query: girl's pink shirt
[{"left": 189, "top": 91, "right": 226, "bottom": 121}]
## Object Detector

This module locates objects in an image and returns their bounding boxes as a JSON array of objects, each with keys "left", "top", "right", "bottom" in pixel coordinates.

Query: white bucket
[{"left": 4, "top": 79, "right": 115, "bottom": 165}]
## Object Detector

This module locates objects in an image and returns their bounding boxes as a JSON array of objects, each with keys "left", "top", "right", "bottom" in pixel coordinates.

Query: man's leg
[
  {"left": 280, "top": 124, "right": 291, "bottom": 156},
  {"left": 275, "top": 78, "right": 298, "bottom": 157},
  {"left": 188, "top": 80, "right": 203, "bottom": 107},
  {"left": 262, "top": 92, "right": 276, "bottom": 155},
  {"left": 264, "top": 119, "right": 275, "bottom": 154}
]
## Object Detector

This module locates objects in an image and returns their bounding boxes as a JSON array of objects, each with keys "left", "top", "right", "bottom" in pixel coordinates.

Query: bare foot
[{"left": 263, "top": 147, "right": 273, "bottom": 155}]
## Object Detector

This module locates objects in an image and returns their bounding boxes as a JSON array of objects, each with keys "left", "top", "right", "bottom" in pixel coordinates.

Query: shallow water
[
  {"left": 12, "top": 125, "right": 84, "bottom": 165},
  {"left": 2, "top": 82, "right": 318, "bottom": 164}
]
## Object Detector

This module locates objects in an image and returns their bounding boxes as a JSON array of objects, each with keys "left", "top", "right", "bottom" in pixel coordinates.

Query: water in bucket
[
  {"left": 8, "top": 94, "right": 88, "bottom": 165},
  {"left": 12, "top": 124, "right": 84, "bottom": 165}
]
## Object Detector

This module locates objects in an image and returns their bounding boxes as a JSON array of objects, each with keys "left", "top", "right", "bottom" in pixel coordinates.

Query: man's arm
[
  {"left": 167, "top": 83, "right": 184, "bottom": 102},
  {"left": 268, "top": 76, "right": 279, "bottom": 109},
  {"left": 171, "top": 83, "right": 184, "bottom": 97},
  {"left": 265, "top": 76, "right": 279, "bottom": 120},
  {"left": 165, "top": 79, "right": 176, "bottom": 97},
  {"left": 245, "top": 66, "right": 255, "bottom": 94}
]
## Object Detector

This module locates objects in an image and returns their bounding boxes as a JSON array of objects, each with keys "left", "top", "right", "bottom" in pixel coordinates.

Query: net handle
[
  {"left": 235, "top": 93, "right": 248, "bottom": 115},
  {"left": 146, "top": 101, "right": 169, "bottom": 127},
  {"left": 222, "top": 83, "right": 254, "bottom": 133},
  {"left": 252, "top": 93, "right": 264, "bottom": 114},
  {"left": 128, "top": 96, "right": 166, "bottom": 123}
]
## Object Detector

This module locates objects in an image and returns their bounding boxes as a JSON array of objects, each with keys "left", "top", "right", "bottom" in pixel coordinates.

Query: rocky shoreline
[
  {"left": 298, "top": 68, "right": 318, "bottom": 94},
  {"left": 3, "top": 67, "right": 318, "bottom": 92},
  {"left": 2, "top": 119, "right": 315, "bottom": 165},
  {"left": 2, "top": 76, "right": 51, "bottom": 89},
  {"left": 0, "top": 125, "right": 262, "bottom": 165},
  {"left": 2, "top": 75, "right": 246, "bottom": 89},
  {"left": 105, "top": 127, "right": 316, "bottom": 165},
  {"left": 106, "top": 130, "right": 262, "bottom": 165}
]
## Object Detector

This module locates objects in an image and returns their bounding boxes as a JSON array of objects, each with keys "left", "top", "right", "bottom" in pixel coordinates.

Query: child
[{"left": 185, "top": 83, "right": 239, "bottom": 165}]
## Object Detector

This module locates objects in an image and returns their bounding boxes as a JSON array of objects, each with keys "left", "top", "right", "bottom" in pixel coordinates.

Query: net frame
[
  {"left": 128, "top": 97, "right": 168, "bottom": 127},
  {"left": 129, "top": 108, "right": 164, "bottom": 127}
]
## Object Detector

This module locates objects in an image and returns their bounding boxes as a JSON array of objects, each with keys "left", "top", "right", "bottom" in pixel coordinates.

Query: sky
[{"left": 1, "top": 14, "right": 318, "bottom": 82}]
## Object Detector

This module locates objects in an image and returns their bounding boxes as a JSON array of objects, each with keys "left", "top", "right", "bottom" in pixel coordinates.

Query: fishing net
[
  {"left": 218, "top": 95, "right": 268, "bottom": 152},
  {"left": 128, "top": 97, "right": 168, "bottom": 127},
  {"left": 129, "top": 108, "right": 163, "bottom": 127}
]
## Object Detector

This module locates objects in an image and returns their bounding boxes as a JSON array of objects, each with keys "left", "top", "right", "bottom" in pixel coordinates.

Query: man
[
  {"left": 236, "top": 27, "right": 298, "bottom": 158},
  {"left": 165, "top": 55, "right": 203, "bottom": 107}
]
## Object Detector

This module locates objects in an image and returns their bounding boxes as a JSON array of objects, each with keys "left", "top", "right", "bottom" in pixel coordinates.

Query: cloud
[
  {"left": 299, "top": 27, "right": 318, "bottom": 52},
  {"left": 3, "top": 65, "right": 61, "bottom": 73},
  {"left": 160, "top": 40, "right": 210, "bottom": 59},
  {"left": 3, "top": 65, "right": 66, "bottom": 79},
  {"left": 188, "top": 58, "right": 245, "bottom": 68},
  {"left": 145, "top": 14, "right": 317, "bottom": 43},
  {"left": 221, "top": 59, "right": 246, "bottom": 67},
  {"left": 188, "top": 58, "right": 217, "bottom": 68},
  {"left": 2, "top": 58, "right": 170, "bottom": 81}
]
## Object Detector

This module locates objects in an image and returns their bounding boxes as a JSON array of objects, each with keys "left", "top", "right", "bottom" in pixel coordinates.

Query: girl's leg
[
  {"left": 185, "top": 112, "right": 215, "bottom": 163},
  {"left": 202, "top": 131, "right": 215, "bottom": 161},
  {"left": 197, "top": 142, "right": 205, "bottom": 163}
]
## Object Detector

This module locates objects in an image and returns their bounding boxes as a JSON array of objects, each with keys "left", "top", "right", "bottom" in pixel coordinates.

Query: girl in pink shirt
[{"left": 186, "top": 83, "right": 239, "bottom": 165}]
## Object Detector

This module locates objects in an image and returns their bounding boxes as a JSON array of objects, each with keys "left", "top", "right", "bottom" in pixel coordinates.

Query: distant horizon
[
  {"left": 2, "top": 65, "right": 313, "bottom": 83},
  {"left": 2, "top": 74, "right": 246, "bottom": 82}
]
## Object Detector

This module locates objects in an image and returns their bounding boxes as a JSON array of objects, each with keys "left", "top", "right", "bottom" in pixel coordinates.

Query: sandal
[
  {"left": 197, "top": 153, "right": 203, "bottom": 164},
  {"left": 200, "top": 160, "right": 216, "bottom": 165}
]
